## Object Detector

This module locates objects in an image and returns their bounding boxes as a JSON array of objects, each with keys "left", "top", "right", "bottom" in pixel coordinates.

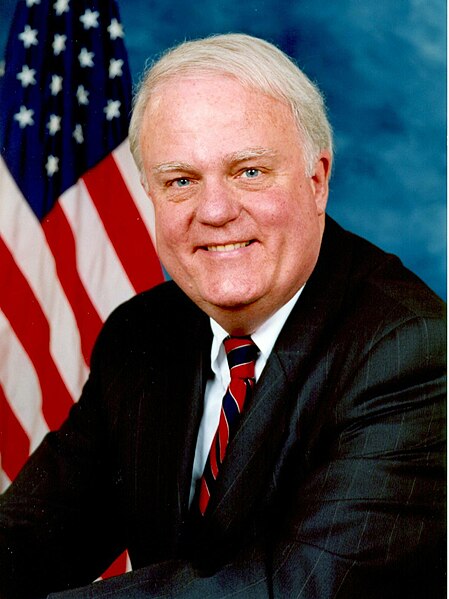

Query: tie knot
[{"left": 224, "top": 336, "right": 259, "bottom": 380}]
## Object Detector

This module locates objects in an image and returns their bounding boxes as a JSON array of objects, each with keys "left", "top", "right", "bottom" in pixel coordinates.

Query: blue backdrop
[{"left": 1, "top": 0, "right": 446, "bottom": 298}]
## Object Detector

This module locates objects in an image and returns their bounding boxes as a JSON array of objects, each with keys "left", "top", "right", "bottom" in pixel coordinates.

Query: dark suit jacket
[{"left": 0, "top": 217, "right": 445, "bottom": 599}]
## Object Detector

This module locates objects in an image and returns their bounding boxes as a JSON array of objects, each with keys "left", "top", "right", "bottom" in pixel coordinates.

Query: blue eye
[
  {"left": 243, "top": 168, "right": 260, "bottom": 178},
  {"left": 173, "top": 178, "right": 190, "bottom": 187}
]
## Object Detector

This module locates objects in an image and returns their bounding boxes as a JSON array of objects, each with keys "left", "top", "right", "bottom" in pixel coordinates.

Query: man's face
[{"left": 140, "top": 74, "right": 330, "bottom": 333}]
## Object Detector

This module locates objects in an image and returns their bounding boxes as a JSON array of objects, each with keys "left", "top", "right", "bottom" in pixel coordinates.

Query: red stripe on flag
[
  {"left": 0, "top": 383, "right": 30, "bottom": 482},
  {"left": 0, "top": 238, "right": 74, "bottom": 430},
  {"left": 42, "top": 202, "right": 103, "bottom": 366},
  {"left": 82, "top": 155, "right": 163, "bottom": 293}
]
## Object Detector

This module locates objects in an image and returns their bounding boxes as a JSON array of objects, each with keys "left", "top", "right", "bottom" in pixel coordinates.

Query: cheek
[
  {"left": 255, "top": 190, "right": 308, "bottom": 234},
  {"left": 262, "top": 193, "right": 321, "bottom": 255},
  {"left": 154, "top": 203, "right": 177, "bottom": 237},
  {"left": 154, "top": 206, "right": 191, "bottom": 259}
]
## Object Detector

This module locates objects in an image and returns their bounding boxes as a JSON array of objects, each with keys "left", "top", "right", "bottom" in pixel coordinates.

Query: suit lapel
[
  {"left": 130, "top": 293, "right": 212, "bottom": 561},
  {"left": 203, "top": 351, "right": 293, "bottom": 532},
  {"left": 196, "top": 217, "right": 356, "bottom": 547}
]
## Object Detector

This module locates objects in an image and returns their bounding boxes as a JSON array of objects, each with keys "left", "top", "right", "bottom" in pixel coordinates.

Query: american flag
[{"left": 0, "top": 0, "right": 163, "bottom": 524}]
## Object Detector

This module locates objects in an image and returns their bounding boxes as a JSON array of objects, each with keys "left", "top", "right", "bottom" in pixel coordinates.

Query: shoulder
[
  {"left": 109, "top": 279, "right": 199, "bottom": 318},
  {"left": 288, "top": 217, "right": 446, "bottom": 384},
  {"left": 90, "top": 281, "right": 209, "bottom": 366},
  {"left": 318, "top": 217, "right": 445, "bottom": 325},
  {"left": 106, "top": 280, "right": 204, "bottom": 327}
]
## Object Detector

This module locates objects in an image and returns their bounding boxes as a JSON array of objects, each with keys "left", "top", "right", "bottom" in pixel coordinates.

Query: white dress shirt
[{"left": 189, "top": 287, "right": 304, "bottom": 504}]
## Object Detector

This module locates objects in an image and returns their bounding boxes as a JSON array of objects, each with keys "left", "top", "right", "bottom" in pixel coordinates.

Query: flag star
[
  {"left": 16, "top": 64, "right": 36, "bottom": 87},
  {"left": 104, "top": 99, "right": 121, "bottom": 120},
  {"left": 53, "top": 0, "right": 69, "bottom": 16},
  {"left": 73, "top": 124, "right": 84, "bottom": 144},
  {"left": 45, "top": 155, "right": 59, "bottom": 177},
  {"left": 14, "top": 105, "right": 34, "bottom": 128},
  {"left": 50, "top": 74, "right": 63, "bottom": 95},
  {"left": 80, "top": 9, "right": 99, "bottom": 29},
  {"left": 0, "top": 61, "right": 5, "bottom": 78},
  {"left": 78, "top": 47, "right": 94, "bottom": 68},
  {"left": 26, "top": 0, "right": 41, "bottom": 6},
  {"left": 52, "top": 33, "right": 66, "bottom": 56},
  {"left": 18, "top": 25, "right": 38, "bottom": 49},
  {"left": 76, "top": 84, "right": 89, "bottom": 105},
  {"left": 47, "top": 114, "right": 61, "bottom": 135},
  {"left": 109, "top": 58, "right": 123, "bottom": 79},
  {"left": 107, "top": 18, "right": 124, "bottom": 40}
]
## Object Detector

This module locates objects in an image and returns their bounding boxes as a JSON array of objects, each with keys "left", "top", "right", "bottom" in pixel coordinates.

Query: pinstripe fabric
[{"left": 1, "top": 218, "right": 445, "bottom": 599}]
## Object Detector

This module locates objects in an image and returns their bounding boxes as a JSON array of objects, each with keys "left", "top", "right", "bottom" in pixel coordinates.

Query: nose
[{"left": 195, "top": 179, "right": 240, "bottom": 227}]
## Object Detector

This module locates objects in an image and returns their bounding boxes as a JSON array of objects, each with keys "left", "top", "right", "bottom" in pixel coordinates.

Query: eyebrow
[
  {"left": 152, "top": 162, "right": 195, "bottom": 175},
  {"left": 152, "top": 147, "right": 279, "bottom": 175},
  {"left": 227, "top": 147, "right": 278, "bottom": 163}
]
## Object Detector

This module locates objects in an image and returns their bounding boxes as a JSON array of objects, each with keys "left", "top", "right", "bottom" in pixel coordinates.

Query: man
[{"left": 0, "top": 34, "right": 445, "bottom": 599}]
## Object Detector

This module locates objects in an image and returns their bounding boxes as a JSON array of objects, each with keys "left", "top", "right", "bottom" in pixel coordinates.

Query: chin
[
  {"left": 179, "top": 275, "right": 263, "bottom": 312},
  {"left": 202, "top": 292, "right": 260, "bottom": 312}
]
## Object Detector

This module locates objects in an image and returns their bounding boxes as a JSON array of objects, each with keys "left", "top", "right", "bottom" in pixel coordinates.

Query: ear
[{"left": 311, "top": 150, "right": 332, "bottom": 215}]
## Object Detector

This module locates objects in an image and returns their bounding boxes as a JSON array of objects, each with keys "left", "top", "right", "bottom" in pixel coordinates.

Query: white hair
[{"left": 129, "top": 33, "right": 333, "bottom": 178}]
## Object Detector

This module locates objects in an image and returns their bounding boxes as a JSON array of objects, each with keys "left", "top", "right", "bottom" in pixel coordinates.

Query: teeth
[{"left": 207, "top": 241, "right": 251, "bottom": 252}]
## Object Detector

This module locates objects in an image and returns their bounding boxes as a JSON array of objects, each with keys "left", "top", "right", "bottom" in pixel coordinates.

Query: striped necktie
[{"left": 198, "top": 336, "right": 259, "bottom": 516}]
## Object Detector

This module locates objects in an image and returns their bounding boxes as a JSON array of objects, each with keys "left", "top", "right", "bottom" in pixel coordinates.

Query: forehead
[
  {"left": 140, "top": 74, "right": 301, "bottom": 161},
  {"left": 145, "top": 72, "right": 293, "bottom": 123},
  {"left": 149, "top": 70, "right": 264, "bottom": 98}
]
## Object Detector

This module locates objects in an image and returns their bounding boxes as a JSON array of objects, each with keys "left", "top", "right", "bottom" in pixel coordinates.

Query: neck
[
  {"left": 211, "top": 311, "right": 265, "bottom": 336},
  {"left": 202, "top": 293, "right": 297, "bottom": 336}
]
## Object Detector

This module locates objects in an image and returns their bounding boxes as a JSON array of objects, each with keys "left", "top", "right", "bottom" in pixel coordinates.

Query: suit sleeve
[
  {"left": 47, "top": 313, "right": 446, "bottom": 599},
  {"left": 0, "top": 332, "right": 128, "bottom": 599}
]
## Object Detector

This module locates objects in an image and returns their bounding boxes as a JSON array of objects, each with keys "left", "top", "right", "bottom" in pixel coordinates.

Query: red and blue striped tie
[{"left": 198, "top": 336, "right": 259, "bottom": 516}]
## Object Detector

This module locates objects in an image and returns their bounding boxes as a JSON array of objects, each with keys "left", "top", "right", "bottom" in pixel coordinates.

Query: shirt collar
[
  {"left": 209, "top": 286, "right": 304, "bottom": 382},
  {"left": 251, "top": 286, "right": 304, "bottom": 362}
]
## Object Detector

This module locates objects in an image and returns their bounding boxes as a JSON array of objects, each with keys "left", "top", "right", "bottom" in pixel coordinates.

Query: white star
[
  {"left": 0, "top": 61, "right": 5, "bottom": 78},
  {"left": 50, "top": 74, "right": 63, "bottom": 95},
  {"left": 52, "top": 33, "right": 66, "bottom": 56},
  {"left": 47, "top": 114, "right": 61, "bottom": 136},
  {"left": 78, "top": 47, "right": 94, "bottom": 68},
  {"left": 26, "top": 0, "right": 41, "bottom": 6},
  {"left": 80, "top": 9, "right": 99, "bottom": 30},
  {"left": 18, "top": 25, "right": 38, "bottom": 49},
  {"left": 76, "top": 84, "right": 89, "bottom": 105},
  {"left": 53, "top": 0, "right": 69, "bottom": 16},
  {"left": 73, "top": 124, "right": 84, "bottom": 144},
  {"left": 16, "top": 64, "right": 36, "bottom": 87},
  {"left": 45, "top": 155, "right": 59, "bottom": 177},
  {"left": 104, "top": 99, "right": 121, "bottom": 121},
  {"left": 107, "top": 18, "right": 124, "bottom": 40},
  {"left": 14, "top": 105, "right": 34, "bottom": 128},
  {"left": 108, "top": 58, "right": 123, "bottom": 79}
]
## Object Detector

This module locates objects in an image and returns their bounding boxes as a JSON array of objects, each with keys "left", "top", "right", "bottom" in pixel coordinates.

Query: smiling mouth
[{"left": 205, "top": 240, "right": 254, "bottom": 252}]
